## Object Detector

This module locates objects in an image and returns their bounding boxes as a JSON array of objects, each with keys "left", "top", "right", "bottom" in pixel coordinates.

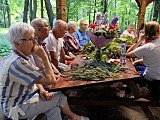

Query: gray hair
[
  {"left": 31, "top": 18, "right": 48, "bottom": 29},
  {"left": 67, "top": 21, "right": 76, "bottom": 30},
  {"left": 79, "top": 20, "right": 86, "bottom": 25},
  {"left": 8, "top": 22, "right": 35, "bottom": 50}
]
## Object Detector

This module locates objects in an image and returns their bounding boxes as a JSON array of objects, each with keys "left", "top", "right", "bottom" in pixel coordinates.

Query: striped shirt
[{"left": 0, "top": 51, "right": 43, "bottom": 116}]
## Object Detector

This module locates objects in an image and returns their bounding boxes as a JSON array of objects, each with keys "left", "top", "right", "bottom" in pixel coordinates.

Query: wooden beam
[
  {"left": 137, "top": 0, "right": 147, "bottom": 32},
  {"left": 148, "top": 0, "right": 154, "bottom": 4},
  {"left": 56, "top": 0, "right": 66, "bottom": 21},
  {"left": 136, "top": 0, "right": 154, "bottom": 32},
  {"left": 135, "top": 0, "right": 141, "bottom": 7},
  {"left": 136, "top": 0, "right": 154, "bottom": 7}
]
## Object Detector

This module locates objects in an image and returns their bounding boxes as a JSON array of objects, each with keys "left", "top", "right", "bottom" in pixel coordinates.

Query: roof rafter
[{"left": 135, "top": 0, "right": 154, "bottom": 7}]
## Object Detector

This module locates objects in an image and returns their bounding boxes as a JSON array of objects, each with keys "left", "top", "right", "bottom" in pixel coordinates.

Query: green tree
[{"left": 23, "top": 0, "right": 29, "bottom": 23}]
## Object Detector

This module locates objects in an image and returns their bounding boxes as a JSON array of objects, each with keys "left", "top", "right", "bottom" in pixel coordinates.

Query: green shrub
[{"left": 0, "top": 28, "right": 12, "bottom": 57}]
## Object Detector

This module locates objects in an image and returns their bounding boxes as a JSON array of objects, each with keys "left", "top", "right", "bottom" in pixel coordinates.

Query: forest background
[{"left": 0, "top": 0, "right": 160, "bottom": 57}]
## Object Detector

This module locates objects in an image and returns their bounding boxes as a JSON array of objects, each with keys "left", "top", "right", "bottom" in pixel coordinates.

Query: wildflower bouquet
[{"left": 88, "top": 12, "right": 118, "bottom": 48}]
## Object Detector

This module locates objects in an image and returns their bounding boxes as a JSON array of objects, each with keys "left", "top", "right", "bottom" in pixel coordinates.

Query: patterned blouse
[{"left": 64, "top": 32, "right": 82, "bottom": 55}]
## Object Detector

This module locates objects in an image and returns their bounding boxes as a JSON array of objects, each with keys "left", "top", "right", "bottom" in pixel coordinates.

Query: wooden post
[
  {"left": 137, "top": 0, "right": 147, "bottom": 32},
  {"left": 136, "top": 0, "right": 153, "bottom": 32},
  {"left": 56, "top": 0, "right": 66, "bottom": 21}
]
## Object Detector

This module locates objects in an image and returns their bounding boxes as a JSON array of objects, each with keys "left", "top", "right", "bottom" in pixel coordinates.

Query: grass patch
[{"left": 0, "top": 28, "right": 12, "bottom": 57}]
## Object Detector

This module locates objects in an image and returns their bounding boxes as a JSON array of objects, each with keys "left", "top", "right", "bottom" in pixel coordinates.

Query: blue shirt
[{"left": 74, "top": 29, "right": 91, "bottom": 47}]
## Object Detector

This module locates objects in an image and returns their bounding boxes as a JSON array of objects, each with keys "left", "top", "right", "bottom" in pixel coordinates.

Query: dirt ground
[
  {"left": 1, "top": 57, "right": 160, "bottom": 120},
  {"left": 68, "top": 85, "right": 160, "bottom": 120}
]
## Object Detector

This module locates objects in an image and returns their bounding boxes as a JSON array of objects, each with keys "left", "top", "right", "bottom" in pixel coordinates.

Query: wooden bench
[
  {"left": 68, "top": 96, "right": 160, "bottom": 106},
  {"left": 66, "top": 86, "right": 160, "bottom": 120}
]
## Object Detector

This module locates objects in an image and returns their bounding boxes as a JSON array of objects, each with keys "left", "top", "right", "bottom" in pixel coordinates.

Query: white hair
[
  {"left": 31, "top": 18, "right": 48, "bottom": 29},
  {"left": 8, "top": 22, "right": 35, "bottom": 50},
  {"left": 67, "top": 21, "right": 76, "bottom": 30}
]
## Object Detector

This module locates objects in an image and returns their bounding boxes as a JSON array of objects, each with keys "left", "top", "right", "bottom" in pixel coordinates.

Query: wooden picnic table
[{"left": 49, "top": 54, "right": 156, "bottom": 120}]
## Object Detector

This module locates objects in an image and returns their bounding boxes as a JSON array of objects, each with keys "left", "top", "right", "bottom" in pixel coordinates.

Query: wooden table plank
[{"left": 50, "top": 54, "right": 140, "bottom": 91}]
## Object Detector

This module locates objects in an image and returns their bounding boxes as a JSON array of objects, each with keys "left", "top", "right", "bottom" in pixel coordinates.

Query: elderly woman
[
  {"left": 64, "top": 21, "right": 82, "bottom": 55},
  {"left": 121, "top": 24, "right": 137, "bottom": 39},
  {"left": 126, "top": 21, "right": 160, "bottom": 101},
  {"left": 0, "top": 22, "right": 89, "bottom": 120}
]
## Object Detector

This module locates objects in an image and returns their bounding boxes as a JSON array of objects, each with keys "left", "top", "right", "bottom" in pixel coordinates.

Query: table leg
[
  {"left": 126, "top": 79, "right": 156, "bottom": 120},
  {"left": 125, "top": 79, "right": 141, "bottom": 98},
  {"left": 141, "top": 106, "right": 155, "bottom": 120}
]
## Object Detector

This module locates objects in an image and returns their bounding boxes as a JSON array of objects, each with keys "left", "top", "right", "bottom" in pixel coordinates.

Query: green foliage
[
  {"left": 0, "top": 0, "right": 57, "bottom": 26},
  {"left": 0, "top": 28, "right": 12, "bottom": 57},
  {"left": 114, "top": 37, "right": 137, "bottom": 44},
  {"left": 68, "top": 60, "right": 121, "bottom": 81},
  {"left": 0, "top": 0, "right": 155, "bottom": 30},
  {"left": 66, "top": 0, "right": 153, "bottom": 32},
  {"left": 82, "top": 36, "right": 137, "bottom": 61},
  {"left": 0, "top": 43, "right": 12, "bottom": 57}
]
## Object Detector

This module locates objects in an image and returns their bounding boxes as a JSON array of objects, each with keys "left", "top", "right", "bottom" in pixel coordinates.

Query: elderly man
[
  {"left": 31, "top": 18, "right": 60, "bottom": 77},
  {"left": 45, "top": 19, "right": 68, "bottom": 71},
  {"left": 74, "top": 20, "right": 91, "bottom": 47},
  {"left": 0, "top": 22, "right": 89, "bottom": 120}
]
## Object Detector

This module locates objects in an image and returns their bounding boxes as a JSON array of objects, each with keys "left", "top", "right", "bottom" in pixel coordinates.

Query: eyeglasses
[{"left": 21, "top": 37, "right": 37, "bottom": 42}]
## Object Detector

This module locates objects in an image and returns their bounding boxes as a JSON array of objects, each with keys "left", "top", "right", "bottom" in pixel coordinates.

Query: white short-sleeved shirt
[
  {"left": 45, "top": 31, "right": 64, "bottom": 61},
  {"left": 121, "top": 30, "right": 135, "bottom": 39},
  {"left": 133, "top": 38, "right": 160, "bottom": 81}
]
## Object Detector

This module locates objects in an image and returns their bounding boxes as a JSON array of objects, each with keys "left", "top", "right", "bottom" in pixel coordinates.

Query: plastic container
[{"left": 120, "top": 42, "right": 126, "bottom": 64}]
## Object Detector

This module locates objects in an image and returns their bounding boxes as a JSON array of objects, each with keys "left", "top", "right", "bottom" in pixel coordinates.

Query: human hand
[
  {"left": 68, "top": 52, "right": 76, "bottom": 60},
  {"left": 40, "top": 90, "right": 53, "bottom": 101},
  {"left": 132, "top": 29, "right": 136, "bottom": 33},
  {"left": 70, "top": 56, "right": 76, "bottom": 60},
  {"left": 132, "top": 61, "right": 137, "bottom": 66},
  {"left": 33, "top": 45, "right": 47, "bottom": 58},
  {"left": 137, "top": 32, "right": 145, "bottom": 43}
]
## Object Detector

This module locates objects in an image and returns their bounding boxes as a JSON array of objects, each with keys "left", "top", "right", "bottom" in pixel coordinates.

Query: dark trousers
[
  {"left": 125, "top": 63, "right": 146, "bottom": 95},
  {"left": 145, "top": 80, "right": 160, "bottom": 101}
]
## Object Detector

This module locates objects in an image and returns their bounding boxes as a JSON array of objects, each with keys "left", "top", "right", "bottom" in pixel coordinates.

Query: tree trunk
[
  {"left": 148, "top": 3, "right": 154, "bottom": 21},
  {"left": 44, "top": 0, "right": 54, "bottom": 28},
  {"left": 158, "top": 0, "right": 160, "bottom": 23},
  {"left": 2, "top": 5, "right": 6, "bottom": 27},
  {"left": 41, "top": 0, "right": 43, "bottom": 18},
  {"left": 93, "top": 0, "right": 97, "bottom": 23},
  {"left": 29, "top": 0, "right": 33, "bottom": 22},
  {"left": 5, "top": 0, "right": 10, "bottom": 27},
  {"left": 66, "top": 0, "right": 69, "bottom": 22},
  {"left": 23, "top": 0, "right": 29, "bottom": 23},
  {"left": 103, "top": 0, "right": 107, "bottom": 14},
  {"left": 32, "top": 0, "right": 37, "bottom": 19},
  {"left": 115, "top": 0, "right": 116, "bottom": 14},
  {"left": 152, "top": 0, "right": 159, "bottom": 21}
]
